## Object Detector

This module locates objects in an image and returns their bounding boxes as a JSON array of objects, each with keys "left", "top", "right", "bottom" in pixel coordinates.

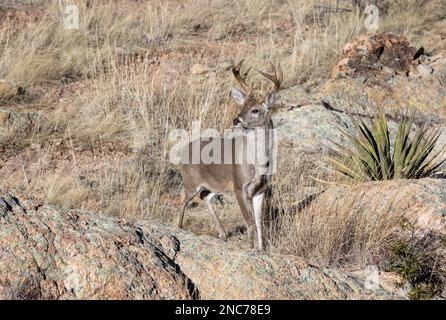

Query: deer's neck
[{"left": 241, "top": 119, "right": 275, "bottom": 177}]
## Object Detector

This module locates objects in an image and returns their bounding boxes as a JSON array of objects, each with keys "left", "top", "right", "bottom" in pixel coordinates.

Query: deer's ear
[
  {"left": 230, "top": 87, "right": 246, "bottom": 105},
  {"left": 263, "top": 91, "right": 277, "bottom": 111}
]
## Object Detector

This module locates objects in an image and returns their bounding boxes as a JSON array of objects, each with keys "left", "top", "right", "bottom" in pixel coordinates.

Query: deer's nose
[{"left": 233, "top": 117, "right": 242, "bottom": 126}]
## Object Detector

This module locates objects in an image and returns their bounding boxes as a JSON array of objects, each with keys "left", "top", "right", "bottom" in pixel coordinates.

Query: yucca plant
[{"left": 328, "top": 111, "right": 446, "bottom": 181}]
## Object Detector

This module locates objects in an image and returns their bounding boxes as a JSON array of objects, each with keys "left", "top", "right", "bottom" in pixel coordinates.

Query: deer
[{"left": 177, "top": 60, "right": 282, "bottom": 251}]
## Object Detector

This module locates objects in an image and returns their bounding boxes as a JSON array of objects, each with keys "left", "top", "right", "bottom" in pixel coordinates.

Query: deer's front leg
[
  {"left": 243, "top": 184, "right": 263, "bottom": 250},
  {"left": 235, "top": 188, "right": 256, "bottom": 248},
  {"left": 252, "top": 192, "right": 264, "bottom": 251}
]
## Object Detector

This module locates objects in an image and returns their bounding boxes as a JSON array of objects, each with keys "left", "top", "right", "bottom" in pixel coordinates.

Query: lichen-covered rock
[
  {"left": 272, "top": 104, "right": 401, "bottom": 155},
  {"left": 155, "top": 225, "right": 405, "bottom": 299},
  {"left": 0, "top": 193, "right": 196, "bottom": 300},
  {"left": 321, "top": 33, "right": 446, "bottom": 121},
  {"left": 272, "top": 104, "right": 353, "bottom": 154},
  {"left": 331, "top": 33, "right": 418, "bottom": 81},
  {"left": 0, "top": 192, "right": 407, "bottom": 300}
]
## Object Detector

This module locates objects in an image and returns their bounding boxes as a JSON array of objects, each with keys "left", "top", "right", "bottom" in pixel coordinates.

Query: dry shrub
[
  {"left": 271, "top": 183, "right": 404, "bottom": 268},
  {"left": 43, "top": 159, "right": 148, "bottom": 217},
  {"left": 0, "top": 0, "right": 180, "bottom": 86},
  {"left": 271, "top": 178, "right": 445, "bottom": 299}
]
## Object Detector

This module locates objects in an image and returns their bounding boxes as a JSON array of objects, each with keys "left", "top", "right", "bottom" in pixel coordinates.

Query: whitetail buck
[{"left": 178, "top": 60, "right": 282, "bottom": 251}]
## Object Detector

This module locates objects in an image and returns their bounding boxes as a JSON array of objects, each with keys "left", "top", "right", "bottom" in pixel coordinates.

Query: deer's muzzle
[{"left": 233, "top": 117, "right": 246, "bottom": 127}]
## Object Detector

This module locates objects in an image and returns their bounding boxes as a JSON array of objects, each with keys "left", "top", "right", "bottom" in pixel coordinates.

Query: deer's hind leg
[
  {"left": 200, "top": 190, "right": 227, "bottom": 241},
  {"left": 178, "top": 186, "right": 201, "bottom": 228}
]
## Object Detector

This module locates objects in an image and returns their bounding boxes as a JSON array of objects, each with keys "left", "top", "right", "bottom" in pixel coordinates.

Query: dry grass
[
  {"left": 2, "top": 1, "right": 443, "bottom": 87},
  {"left": 1, "top": 0, "right": 445, "bottom": 272},
  {"left": 270, "top": 183, "right": 403, "bottom": 268},
  {"left": 0, "top": 0, "right": 180, "bottom": 86},
  {"left": 269, "top": 179, "right": 446, "bottom": 296}
]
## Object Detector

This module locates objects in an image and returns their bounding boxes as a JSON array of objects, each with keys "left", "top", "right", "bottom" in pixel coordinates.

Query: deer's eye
[{"left": 251, "top": 109, "right": 259, "bottom": 114}]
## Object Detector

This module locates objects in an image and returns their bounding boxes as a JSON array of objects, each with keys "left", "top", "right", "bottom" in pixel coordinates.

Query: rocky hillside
[{"left": 0, "top": 192, "right": 406, "bottom": 299}]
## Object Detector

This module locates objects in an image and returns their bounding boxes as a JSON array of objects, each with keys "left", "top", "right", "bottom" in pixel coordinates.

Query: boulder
[
  {"left": 272, "top": 104, "right": 353, "bottom": 154},
  {"left": 321, "top": 33, "right": 446, "bottom": 121},
  {"left": 0, "top": 193, "right": 196, "bottom": 300},
  {"left": 272, "top": 103, "right": 401, "bottom": 155},
  {"left": 0, "top": 192, "right": 407, "bottom": 299},
  {"left": 331, "top": 33, "right": 418, "bottom": 81}
]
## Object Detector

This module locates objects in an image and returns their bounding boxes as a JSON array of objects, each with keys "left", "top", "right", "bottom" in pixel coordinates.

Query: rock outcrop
[
  {"left": 321, "top": 33, "right": 446, "bottom": 121},
  {"left": 0, "top": 193, "right": 196, "bottom": 300},
  {"left": 272, "top": 103, "right": 403, "bottom": 157},
  {"left": 273, "top": 104, "right": 353, "bottom": 154},
  {"left": 0, "top": 192, "right": 407, "bottom": 300}
]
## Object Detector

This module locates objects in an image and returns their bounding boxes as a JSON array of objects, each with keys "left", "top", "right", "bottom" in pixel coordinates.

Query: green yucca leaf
[
  {"left": 328, "top": 110, "right": 446, "bottom": 181},
  {"left": 327, "top": 156, "right": 366, "bottom": 181},
  {"left": 403, "top": 128, "right": 440, "bottom": 177},
  {"left": 393, "top": 111, "right": 413, "bottom": 178},
  {"left": 372, "top": 115, "right": 391, "bottom": 179}
]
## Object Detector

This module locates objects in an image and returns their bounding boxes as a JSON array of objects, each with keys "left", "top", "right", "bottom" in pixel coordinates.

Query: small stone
[
  {"left": 418, "top": 55, "right": 430, "bottom": 64},
  {"left": 382, "top": 66, "right": 396, "bottom": 76},
  {"left": 417, "top": 64, "right": 434, "bottom": 77},
  {"left": 220, "top": 60, "right": 234, "bottom": 71},
  {"left": 30, "top": 143, "right": 41, "bottom": 150},
  {"left": 191, "top": 64, "right": 210, "bottom": 75}
]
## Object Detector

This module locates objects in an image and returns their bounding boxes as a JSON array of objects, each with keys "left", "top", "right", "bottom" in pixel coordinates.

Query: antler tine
[
  {"left": 232, "top": 59, "right": 252, "bottom": 94},
  {"left": 259, "top": 62, "right": 283, "bottom": 92}
]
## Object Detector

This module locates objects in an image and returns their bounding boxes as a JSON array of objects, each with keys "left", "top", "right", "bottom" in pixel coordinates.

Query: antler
[
  {"left": 232, "top": 59, "right": 252, "bottom": 94},
  {"left": 259, "top": 62, "right": 283, "bottom": 92}
]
